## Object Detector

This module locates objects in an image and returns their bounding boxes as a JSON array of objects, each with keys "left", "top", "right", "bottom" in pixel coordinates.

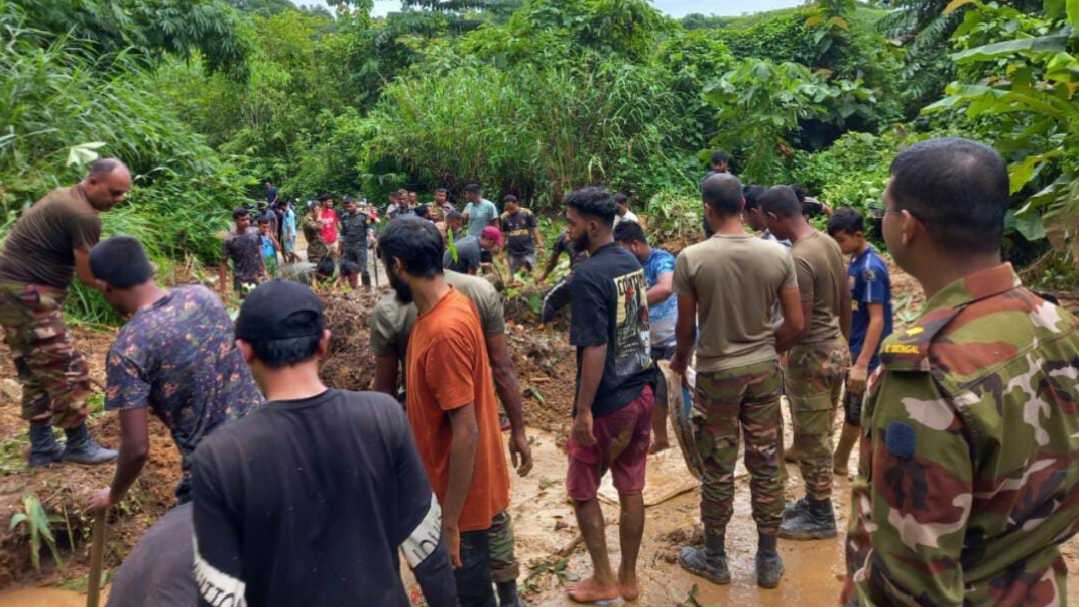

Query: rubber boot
[
  {"left": 778, "top": 498, "right": 837, "bottom": 540},
  {"left": 61, "top": 424, "right": 118, "bottom": 465},
  {"left": 497, "top": 581, "right": 525, "bottom": 607},
  {"left": 756, "top": 534, "right": 784, "bottom": 589},
  {"left": 833, "top": 423, "right": 859, "bottom": 478},
  {"left": 678, "top": 531, "right": 730, "bottom": 584},
  {"left": 28, "top": 422, "right": 64, "bottom": 467}
]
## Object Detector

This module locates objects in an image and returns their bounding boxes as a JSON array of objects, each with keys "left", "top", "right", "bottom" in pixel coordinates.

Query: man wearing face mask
[{"left": 0, "top": 158, "right": 130, "bottom": 468}]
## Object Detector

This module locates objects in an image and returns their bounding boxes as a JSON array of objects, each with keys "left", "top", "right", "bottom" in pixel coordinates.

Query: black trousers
[{"left": 456, "top": 529, "right": 497, "bottom": 607}]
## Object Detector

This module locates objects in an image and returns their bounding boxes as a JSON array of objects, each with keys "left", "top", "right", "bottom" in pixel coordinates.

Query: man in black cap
[
  {"left": 85, "top": 236, "right": 262, "bottom": 512},
  {"left": 191, "top": 279, "right": 456, "bottom": 607}
]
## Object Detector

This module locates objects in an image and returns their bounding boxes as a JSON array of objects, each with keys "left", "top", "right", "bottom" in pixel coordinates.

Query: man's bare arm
[{"left": 775, "top": 285, "right": 806, "bottom": 353}]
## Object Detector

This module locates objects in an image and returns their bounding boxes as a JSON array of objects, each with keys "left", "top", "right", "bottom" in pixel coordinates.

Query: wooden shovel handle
[{"left": 87, "top": 509, "right": 107, "bottom": 607}]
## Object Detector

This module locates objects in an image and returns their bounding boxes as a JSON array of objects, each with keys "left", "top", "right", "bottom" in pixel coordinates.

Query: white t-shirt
[{"left": 613, "top": 210, "right": 639, "bottom": 228}]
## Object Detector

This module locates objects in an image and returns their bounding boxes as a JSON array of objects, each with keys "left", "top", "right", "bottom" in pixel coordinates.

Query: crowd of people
[{"left": 0, "top": 135, "right": 1075, "bottom": 607}]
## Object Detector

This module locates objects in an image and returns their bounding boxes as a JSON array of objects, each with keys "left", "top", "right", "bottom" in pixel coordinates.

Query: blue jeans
[{"left": 456, "top": 529, "right": 497, "bottom": 607}]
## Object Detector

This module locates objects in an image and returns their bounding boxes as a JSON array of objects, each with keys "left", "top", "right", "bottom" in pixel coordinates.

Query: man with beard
[
  {"left": 378, "top": 219, "right": 511, "bottom": 607},
  {"left": 371, "top": 218, "right": 531, "bottom": 607},
  {"left": 561, "top": 187, "right": 654, "bottom": 604},
  {"left": 0, "top": 158, "right": 128, "bottom": 467}
]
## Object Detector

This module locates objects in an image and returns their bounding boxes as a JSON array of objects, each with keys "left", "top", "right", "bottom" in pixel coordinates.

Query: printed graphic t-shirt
[
  {"left": 191, "top": 389, "right": 440, "bottom": 607},
  {"left": 500, "top": 209, "right": 537, "bottom": 256},
  {"left": 569, "top": 242, "right": 653, "bottom": 417},
  {"left": 642, "top": 248, "right": 678, "bottom": 349}
]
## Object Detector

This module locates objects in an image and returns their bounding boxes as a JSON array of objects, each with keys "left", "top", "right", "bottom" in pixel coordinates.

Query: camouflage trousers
[
  {"left": 488, "top": 510, "right": 519, "bottom": 583},
  {"left": 693, "top": 359, "right": 785, "bottom": 536},
  {"left": 0, "top": 281, "right": 91, "bottom": 429},
  {"left": 783, "top": 337, "right": 850, "bottom": 501}
]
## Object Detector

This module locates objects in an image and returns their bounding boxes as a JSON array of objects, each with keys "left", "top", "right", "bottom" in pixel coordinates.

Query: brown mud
[{"left": 0, "top": 263, "right": 1076, "bottom": 605}]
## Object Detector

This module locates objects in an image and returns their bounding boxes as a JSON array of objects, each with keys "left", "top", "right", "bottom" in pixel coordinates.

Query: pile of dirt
[
  {"left": 505, "top": 322, "right": 577, "bottom": 443},
  {"left": 320, "top": 289, "right": 383, "bottom": 391},
  {"left": 0, "top": 328, "right": 180, "bottom": 590}
]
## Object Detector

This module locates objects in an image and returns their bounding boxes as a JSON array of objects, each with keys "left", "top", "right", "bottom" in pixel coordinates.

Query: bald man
[{"left": 0, "top": 158, "right": 130, "bottom": 467}]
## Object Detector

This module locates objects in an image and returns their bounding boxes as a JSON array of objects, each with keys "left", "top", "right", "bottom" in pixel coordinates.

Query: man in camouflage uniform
[
  {"left": 843, "top": 138, "right": 1079, "bottom": 606},
  {"left": 302, "top": 202, "right": 330, "bottom": 265},
  {"left": 761, "top": 185, "right": 851, "bottom": 540},
  {"left": 671, "top": 174, "right": 805, "bottom": 588},
  {"left": 0, "top": 158, "right": 127, "bottom": 467}
]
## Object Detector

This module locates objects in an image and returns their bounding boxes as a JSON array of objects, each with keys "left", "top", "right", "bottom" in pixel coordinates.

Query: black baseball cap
[{"left": 236, "top": 280, "right": 324, "bottom": 342}]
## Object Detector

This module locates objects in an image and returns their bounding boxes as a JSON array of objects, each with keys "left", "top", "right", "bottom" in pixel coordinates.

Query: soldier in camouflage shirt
[{"left": 843, "top": 138, "right": 1079, "bottom": 606}]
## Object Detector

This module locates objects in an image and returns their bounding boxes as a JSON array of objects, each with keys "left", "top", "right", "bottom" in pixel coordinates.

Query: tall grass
[{"left": 0, "top": 0, "right": 254, "bottom": 323}]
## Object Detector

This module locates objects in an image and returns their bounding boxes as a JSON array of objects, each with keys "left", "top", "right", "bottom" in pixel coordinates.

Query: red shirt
[{"left": 318, "top": 208, "right": 338, "bottom": 245}]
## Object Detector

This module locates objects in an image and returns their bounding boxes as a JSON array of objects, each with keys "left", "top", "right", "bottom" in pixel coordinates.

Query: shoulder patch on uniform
[{"left": 885, "top": 421, "right": 916, "bottom": 460}]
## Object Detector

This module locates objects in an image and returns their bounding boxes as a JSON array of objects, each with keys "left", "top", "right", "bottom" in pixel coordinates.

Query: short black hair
[
  {"left": 743, "top": 185, "right": 766, "bottom": 211},
  {"left": 565, "top": 187, "right": 617, "bottom": 226},
  {"left": 890, "top": 137, "right": 1009, "bottom": 253},
  {"left": 701, "top": 173, "right": 744, "bottom": 216},
  {"left": 790, "top": 185, "right": 808, "bottom": 203},
  {"left": 435, "top": 187, "right": 448, "bottom": 194},
  {"left": 250, "top": 335, "right": 322, "bottom": 369},
  {"left": 414, "top": 204, "right": 431, "bottom": 219},
  {"left": 614, "top": 220, "right": 648, "bottom": 245},
  {"left": 503, "top": 194, "right": 518, "bottom": 204},
  {"left": 318, "top": 193, "right": 332, "bottom": 202},
  {"left": 233, "top": 208, "right": 249, "bottom": 220},
  {"left": 613, "top": 193, "right": 629, "bottom": 208},
  {"left": 257, "top": 217, "right": 270, "bottom": 225},
  {"left": 827, "top": 207, "right": 865, "bottom": 236},
  {"left": 464, "top": 183, "right": 482, "bottom": 194},
  {"left": 378, "top": 218, "right": 444, "bottom": 278},
  {"left": 710, "top": 150, "right": 730, "bottom": 166},
  {"left": 760, "top": 186, "right": 801, "bottom": 218},
  {"left": 446, "top": 210, "right": 464, "bottom": 222},
  {"left": 91, "top": 236, "right": 153, "bottom": 288}
]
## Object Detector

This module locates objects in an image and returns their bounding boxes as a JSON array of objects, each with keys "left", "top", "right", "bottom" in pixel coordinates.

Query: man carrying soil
[
  {"left": 371, "top": 223, "right": 533, "bottom": 607},
  {"left": 0, "top": 158, "right": 128, "bottom": 467},
  {"left": 340, "top": 196, "right": 373, "bottom": 290},
  {"left": 85, "top": 236, "right": 262, "bottom": 512},
  {"left": 219, "top": 208, "right": 265, "bottom": 298},
  {"left": 761, "top": 186, "right": 851, "bottom": 541},
  {"left": 378, "top": 218, "right": 512, "bottom": 607},
  {"left": 613, "top": 220, "right": 678, "bottom": 453},
  {"left": 562, "top": 187, "right": 654, "bottom": 603},
  {"left": 670, "top": 174, "right": 804, "bottom": 588},
  {"left": 191, "top": 280, "right": 456, "bottom": 607},
  {"left": 843, "top": 139, "right": 1079, "bottom": 606}
]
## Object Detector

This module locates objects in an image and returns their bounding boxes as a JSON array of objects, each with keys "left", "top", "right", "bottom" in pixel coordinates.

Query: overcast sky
[{"left": 296, "top": 0, "right": 806, "bottom": 18}]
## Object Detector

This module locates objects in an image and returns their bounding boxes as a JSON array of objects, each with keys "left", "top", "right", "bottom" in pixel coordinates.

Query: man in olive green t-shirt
[
  {"left": 761, "top": 185, "right": 851, "bottom": 541},
  {"left": 0, "top": 158, "right": 130, "bottom": 467},
  {"left": 368, "top": 264, "right": 531, "bottom": 607},
  {"left": 671, "top": 174, "right": 805, "bottom": 589}
]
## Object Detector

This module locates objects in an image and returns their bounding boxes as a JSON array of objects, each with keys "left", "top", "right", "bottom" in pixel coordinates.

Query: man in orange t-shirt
[{"left": 379, "top": 217, "right": 510, "bottom": 607}]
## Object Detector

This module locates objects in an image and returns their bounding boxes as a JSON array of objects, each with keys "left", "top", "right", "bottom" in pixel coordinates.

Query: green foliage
[
  {"left": 924, "top": 0, "right": 1079, "bottom": 254},
  {"left": 703, "top": 59, "right": 878, "bottom": 183},
  {"left": 9, "top": 494, "right": 64, "bottom": 572}
]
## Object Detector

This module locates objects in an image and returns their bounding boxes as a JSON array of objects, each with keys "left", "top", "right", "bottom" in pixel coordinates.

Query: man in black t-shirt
[
  {"left": 191, "top": 280, "right": 456, "bottom": 607},
  {"left": 499, "top": 195, "right": 542, "bottom": 276},
  {"left": 562, "top": 187, "right": 655, "bottom": 604}
]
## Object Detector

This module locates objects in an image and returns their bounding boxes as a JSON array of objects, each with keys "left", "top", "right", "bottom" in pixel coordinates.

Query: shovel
[{"left": 86, "top": 509, "right": 107, "bottom": 607}]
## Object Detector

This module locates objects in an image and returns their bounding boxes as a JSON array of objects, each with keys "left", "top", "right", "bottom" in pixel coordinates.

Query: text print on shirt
[
  {"left": 614, "top": 268, "right": 651, "bottom": 376},
  {"left": 194, "top": 535, "right": 247, "bottom": 607},
  {"left": 402, "top": 495, "right": 443, "bottom": 568}
]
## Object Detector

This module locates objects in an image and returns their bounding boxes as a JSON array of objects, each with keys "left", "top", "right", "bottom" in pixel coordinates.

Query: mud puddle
[{"left": 0, "top": 587, "right": 108, "bottom": 606}]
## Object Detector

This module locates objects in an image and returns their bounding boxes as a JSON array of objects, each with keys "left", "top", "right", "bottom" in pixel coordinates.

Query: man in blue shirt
[
  {"left": 462, "top": 183, "right": 498, "bottom": 237},
  {"left": 826, "top": 208, "right": 893, "bottom": 476},
  {"left": 614, "top": 221, "right": 677, "bottom": 453}
]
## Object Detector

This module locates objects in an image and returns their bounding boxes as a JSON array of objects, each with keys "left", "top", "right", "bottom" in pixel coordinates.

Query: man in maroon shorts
[{"left": 563, "top": 187, "right": 655, "bottom": 603}]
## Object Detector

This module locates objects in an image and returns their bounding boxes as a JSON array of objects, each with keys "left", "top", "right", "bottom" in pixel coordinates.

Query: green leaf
[
  {"left": 1012, "top": 211, "right": 1047, "bottom": 240},
  {"left": 943, "top": 0, "right": 979, "bottom": 14},
  {"left": 1069, "top": 0, "right": 1079, "bottom": 31},
  {"left": 1009, "top": 153, "right": 1051, "bottom": 194},
  {"left": 9, "top": 513, "right": 26, "bottom": 530},
  {"left": 804, "top": 14, "right": 824, "bottom": 28},
  {"left": 952, "top": 33, "right": 1071, "bottom": 63}
]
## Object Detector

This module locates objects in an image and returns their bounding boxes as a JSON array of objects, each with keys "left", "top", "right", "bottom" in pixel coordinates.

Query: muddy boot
[
  {"left": 833, "top": 423, "right": 859, "bottom": 478},
  {"left": 756, "top": 534, "right": 783, "bottom": 588},
  {"left": 28, "top": 422, "right": 64, "bottom": 467},
  {"left": 497, "top": 581, "right": 525, "bottom": 607},
  {"left": 782, "top": 496, "right": 811, "bottom": 521},
  {"left": 678, "top": 532, "right": 730, "bottom": 584},
  {"left": 61, "top": 424, "right": 118, "bottom": 465},
  {"left": 778, "top": 498, "right": 837, "bottom": 540}
]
